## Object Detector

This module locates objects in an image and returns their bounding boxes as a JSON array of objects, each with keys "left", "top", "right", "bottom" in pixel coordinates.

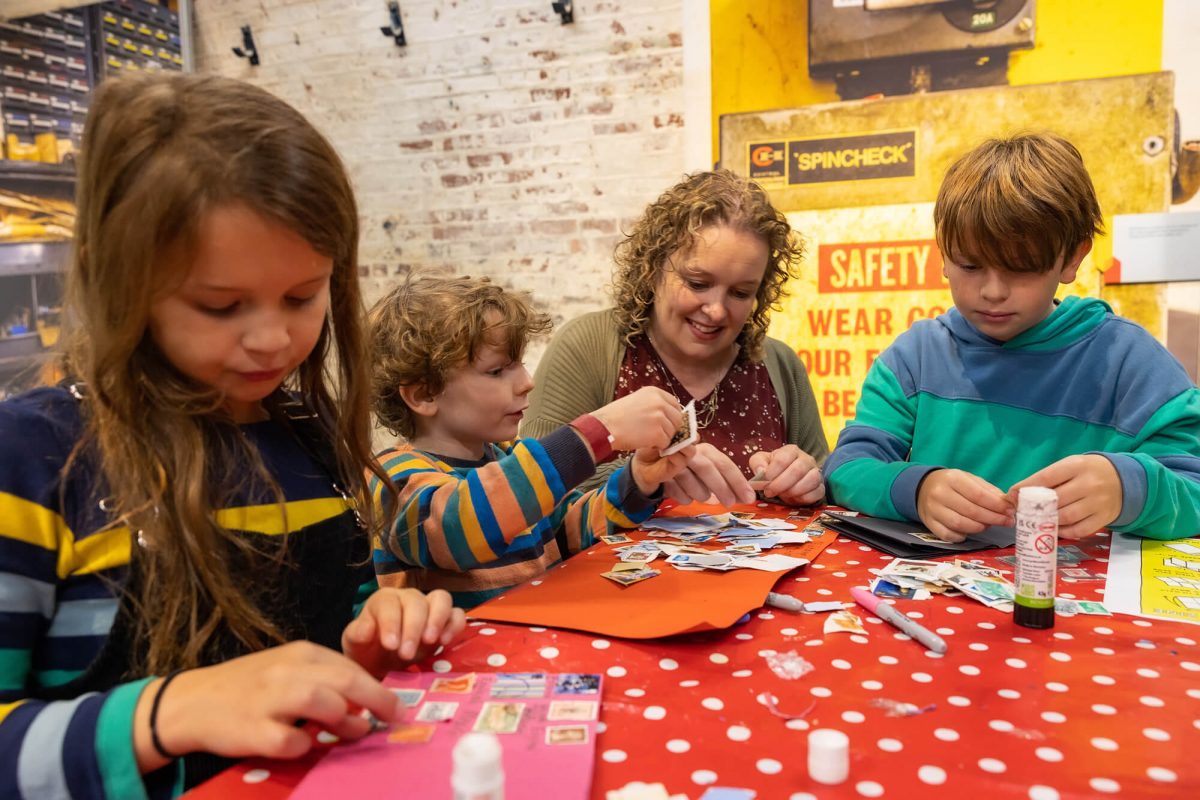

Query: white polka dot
[
  {"left": 1092, "top": 675, "right": 1115, "bottom": 686},
  {"left": 732, "top": 669, "right": 753, "bottom": 678},
  {"left": 1176, "top": 636, "right": 1196, "bottom": 646},
  {"left": 934, "top": 728, "right": 960, "bottom": 742},
  {"left": 947, "top": 695, "right": 971, "bottom": 707},
  {"left": 666, "top": 738, "right": 691, "bottom": 753},
  {"left": 842, "top": 710, "right": 865, "bottom": 724},
  {"left": 1136, "top": 640, "right": 1157, "bottom": 650},
  {"left": 856, "top": 781, "right": 884, "bottom": 797},
  {"left": 1091, "top": 737, "right": 1118, "bottom": 751},
  {"left": 1092, "top": 704, "right": 1117, "bottom": 715},
  {"left": 989, "top": 720, "right": 1014, "bottom": 733},
  {"left": 1029, "top": 786, "right": 1060, "bottom": 800},
  {"left": 1147, "top": 767, "right": 1177, "bottom": 782},
  {"left": 790, "top": 795, "right": 819, "bottom": 800},
  {"left": 781, "top": 628, "right": 800, "bottom": 636},
  {"left": 1045, "top": 682, "right": 1068, "bottom": 693},
  {"left": 643, "top": 705, "right": 666, "bottom": 720},
  {"left": 786, "top": 719, "right": 811, "bottom": 731},
  {"left": 811, "top": 686, "right": 833, "bottom": 698},
  {"left": 805, "top": 639, "right": 824, "bottom": 647},
  {"left": 816, "top": 588, "right": 833, "bottom": 596},
  {"left": 591, "top": 639, "right": 610, "bottom": 649},
  {"left": 998, "top": 689, "right": 1021, "bottom": 699},
  {"left": 727, "top": 725, "right": 752, "bottom": 742},
  {"left": 529, "top": 627, "right": 546, "bottom": 632},
  {"left": 911, "top": 672, "right": 933, "bottom": 683},
  {"left": 735, "top": 633, "right": 754, "bottom": 641},
  {"left": 1049, "top": 651, "right": 1070, "bottom": 662},
  {"left": 969, "top": 643, "right": 989, "bottom": 651},
  {"left": 607, "top": 666, "right": 627, "bottom": 678},
  {"left": 832, "top": 659, "right": 853, "bottom": 670},
  {"left": 659, "top": 658, "right": 679, "bottom": 671},
  {"left": 316, "top": 731, "right": 339, "bottom": 744},
  {"left": 877, "top": 737, "right": 903, "bottom": 752},
  {"left": 1140, "top": 695, "right": 1165, "bottom": 708},
  {"left": 935, "top": 627, "right": 955, "bottom": 636},
  {"left": 701, "top": 697, "right": 724, "bottom": 711},
  {"left": 1052, "top": 632, "right": 1073, "bottom": 640},
  {"left": 1094, "top": 647, "right": 1115, "bottom": 655},
  {"left": 1189, "top": 689, "right": 1200, "bottom": 700},
  {"left": 602, "top": 749, "right": 627, "bottom": 763},
  {"left": 959, "top": 665, "right": 981, "bottom": 676},
  {"left": 946, "top": 605, "right": 964, "bottom": 614},
  {"left": 1133, "top": 619, "right": 1152, "bottom": 627},
  {"left": 1005, "top": 658, "right": 1027, "bottom": 669},
  {"left": 1095, "top": 626, "right": 1113, "bottom": 635},
  {"left": 478, "top": 627, "right": 496, "bottom": 636},
  {"left": 1143, "top": 728, "right": 1170, "bottom": 741},
  {"left": 1041, "top": 711, "right": 1066, "bottom": 723},
  {"left": 979, "top": 758, "right": 1007, "bottom": 774},
  {"left": 893, "top": 632, "right": 913, "bottom": 641},
  {"left": 624, "top": 688, "right": 645, "bottom": 698},
  {"left": 757, "top": 758, "right": 783, "bottom": 775},
  {"left": 486, "top": 653, "right": 507, "bottom": 667},
  {"left": 1011, "top": 636, "right": 1032, "bottom": 644},
  {"left": 432, "top": 659, "right": 452, "bottom": 672},
  {"left": 597, "top": 722, "right": 607, "bottom": 733},
  {"left": 907, "top": 611, "right": 924, "bottom": 619},
  {"left": 709, "top": 653, "right": 730, "bottom": 664},
  {"left": 539, "top": 647, "right": 559, "bottom": 659},
  {"left": 1035, "top": 746, "right": 1063, "bottom": 762},
  {"left": 757, "top": 649, "right": 778, "bottom": 658},
  {"left": 1134, "top": 667, "right": 1160, "bottom": 679},
  {"left": 851, "top": 635, "right": 870, "bottom": 644},
  {"left": 918, "top": 765, "right": 946, "bottom": 785},
  {"left": 879, "top": 655, "right": 899, "bottom": 665},
  {"left": 862, "top": 680, "right": 883, "bottom": 690},
  {"left": 977, "top": 621, "right": 996, "bottom": 630},
  {"left": 758, "top": 612, "right": 775, "bottom": 620},
  {"left": 679, "top": 679, "right": 699, "bottom": 688},
  {"left": 1089, "top": 778, "right": 1120, "bottom": 793},
  {"left": 242, "top": 769, "right": 270, "bottom": 784}
]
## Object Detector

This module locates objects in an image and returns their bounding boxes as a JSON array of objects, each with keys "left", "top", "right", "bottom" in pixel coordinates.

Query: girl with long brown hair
[{"left": 0, "top": 73, "right": 464, "bottom": 797}]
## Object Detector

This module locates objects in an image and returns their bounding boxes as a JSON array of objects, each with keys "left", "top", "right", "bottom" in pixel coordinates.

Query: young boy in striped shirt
[{"left": 368, "top": 276, "right": 694, "bottom": 608}]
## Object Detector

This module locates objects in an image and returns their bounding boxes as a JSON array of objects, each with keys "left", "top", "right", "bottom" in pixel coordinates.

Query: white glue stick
[{"left": 1014, "top": 486, "right": 1058, "bottom": 629}]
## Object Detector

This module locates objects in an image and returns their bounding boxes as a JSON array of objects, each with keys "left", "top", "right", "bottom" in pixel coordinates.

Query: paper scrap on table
[
  {"left": 803, "top": 601, "right": 848, "bottom": 613},
  {"left": 823, "top": 609, "right": 867, "bottom": 635},
  {"left": 606, "top": 782, "right": 690, "bottom": 800},
  {"left": 872, "top": 558, "right": 1016, "bottom": 612}
]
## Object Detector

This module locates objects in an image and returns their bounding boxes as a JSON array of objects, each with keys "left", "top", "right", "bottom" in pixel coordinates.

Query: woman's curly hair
[
  {"left": 611, "top": 169, "right": 803, "bottom": 361},
  {"left": 369, "top": 274, "right": 552, "bottom": 440}
]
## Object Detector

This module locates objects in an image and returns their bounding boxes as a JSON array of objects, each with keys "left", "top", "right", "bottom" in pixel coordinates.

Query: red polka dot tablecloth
[{"left": 186, "top": 530, "right": 1198, "bottom": 799}]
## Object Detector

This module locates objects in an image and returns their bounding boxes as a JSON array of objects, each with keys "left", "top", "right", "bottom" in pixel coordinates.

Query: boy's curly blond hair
[
  {"left": 369, "top": 275, "right": 552, "bottom": 439},
  {"left": 611, "top": 169, "right": 804, "bottom": 362}
]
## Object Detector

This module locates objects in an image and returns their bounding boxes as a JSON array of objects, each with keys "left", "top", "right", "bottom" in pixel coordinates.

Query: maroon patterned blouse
[{"left": 614, "top": 334, "right": 786, "bottom": 474}]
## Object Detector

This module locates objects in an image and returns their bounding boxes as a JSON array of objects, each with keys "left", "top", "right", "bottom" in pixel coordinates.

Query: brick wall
[{"left": 192, "top": 0, "right": 688, "bottom": 357}]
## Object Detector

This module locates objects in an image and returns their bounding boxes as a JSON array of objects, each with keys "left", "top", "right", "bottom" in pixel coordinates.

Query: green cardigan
[{"left": 523, "top": 308, "right": 828, "bottom": 491}]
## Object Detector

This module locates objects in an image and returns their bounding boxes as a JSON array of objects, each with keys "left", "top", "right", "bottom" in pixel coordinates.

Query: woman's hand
[
  {"left": 663, "top": 443, "right": 756, "bottom": 507},
  {"left": 748, "top": 445, "right": 825, "bottom": 506},
  {"left": 343, "top": 588, "right": 466, "bottom": 677}
]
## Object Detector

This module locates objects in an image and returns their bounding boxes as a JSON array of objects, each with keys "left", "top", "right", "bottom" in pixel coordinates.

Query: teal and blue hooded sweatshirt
[{"left": 825, "top": 296, "right": 1200, "bottom": 540}]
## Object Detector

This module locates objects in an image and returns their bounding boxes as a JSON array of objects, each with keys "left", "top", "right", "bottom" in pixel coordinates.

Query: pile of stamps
[{"left": 597, "top": 512, "right": 814, "bottom": 587}]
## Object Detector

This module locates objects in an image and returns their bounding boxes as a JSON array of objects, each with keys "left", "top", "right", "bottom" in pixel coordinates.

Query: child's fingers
[
  {"left": 396, "top": 592, "right": 430, "bottom": 661},
  {"left": 441, "top": 608, "right": 467, "bottom": 645},
  {"left": 420, "top": 590, "right": 456, "bottom": 644}
]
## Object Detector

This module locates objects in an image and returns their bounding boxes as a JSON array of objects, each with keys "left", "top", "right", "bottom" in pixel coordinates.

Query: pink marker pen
[{"left": 850, "top": 586, "right": 947, "bottom": 654}]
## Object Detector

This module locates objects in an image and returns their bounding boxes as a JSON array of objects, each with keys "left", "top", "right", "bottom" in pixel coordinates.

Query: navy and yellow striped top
[
  {"left": 372, "top": 426, "right": 658, "bottom": 608},
  {"left": 0, "top": 387, "right": 366, "bottom": 799}
]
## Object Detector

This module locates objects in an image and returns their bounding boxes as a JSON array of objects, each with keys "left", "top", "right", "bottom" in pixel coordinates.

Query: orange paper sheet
[{"left": 468, "top": 503, "right": 837, "bottom": 638}]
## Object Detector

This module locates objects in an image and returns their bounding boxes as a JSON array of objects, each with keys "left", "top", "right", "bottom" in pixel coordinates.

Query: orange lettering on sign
[{"left": 818, "top": 240, "right": 947, "bottom": 293}]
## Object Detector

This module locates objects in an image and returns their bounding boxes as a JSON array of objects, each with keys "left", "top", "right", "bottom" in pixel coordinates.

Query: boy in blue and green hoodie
[{"left": 825, "top": 133, "right": 1200, "bottom": 542}]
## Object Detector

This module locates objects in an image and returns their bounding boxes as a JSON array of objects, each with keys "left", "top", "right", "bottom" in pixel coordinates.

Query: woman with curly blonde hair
[{"left": 524, "top": 170, "right": 827, "bottom": 505}]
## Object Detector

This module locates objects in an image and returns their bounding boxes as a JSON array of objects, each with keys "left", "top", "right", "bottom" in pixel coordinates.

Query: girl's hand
[
  {"left": 917, "top": 469, "right": 1014, "bottom": 542},
  {"left": 629, "top": 445, "right": 695, "bottom": 496},
  {"left": 747, "top": 445, "right": 825, "bottom": 506},
  {"left": 342, "top": 588, "right": 465, "bottom": 677},
  {"left": 137, "top": 641, "right": 400, "bottom": 771},
  {"left": 1008, "top": 455, "right": 1122, "bottom": 540}
]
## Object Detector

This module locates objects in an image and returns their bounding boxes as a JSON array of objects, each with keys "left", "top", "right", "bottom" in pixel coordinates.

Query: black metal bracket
[
  {"left": 380, "top": 2, "right": 406, "bottom": 47},
  {"left": 551, "top": 1, "right": 573, "bottom": 25},
  {"left": 231, "top": 24, "right": 259, "bottom": 66}
]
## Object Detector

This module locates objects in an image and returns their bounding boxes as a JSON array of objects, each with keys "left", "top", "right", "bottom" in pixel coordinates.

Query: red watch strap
[{"left": 569, "top": 414, "right": 615, "bottom": 463}]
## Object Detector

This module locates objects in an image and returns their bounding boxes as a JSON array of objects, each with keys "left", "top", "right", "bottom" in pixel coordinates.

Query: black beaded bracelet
[{"left": 150, "top": 671, "right": 182, "bottom": 760}]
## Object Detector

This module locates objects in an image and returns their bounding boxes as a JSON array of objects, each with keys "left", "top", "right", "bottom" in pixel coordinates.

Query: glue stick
[
  {"left": 451, "top": 732, "right": 504, "bottom": 800},
  {"left": 1014, "top": 486, "right": 1058, "bottom": 629}
]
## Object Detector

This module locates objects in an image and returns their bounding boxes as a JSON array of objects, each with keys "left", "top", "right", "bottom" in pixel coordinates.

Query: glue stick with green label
[{"left": 1014, "top": 486, "right": 1058, "bottom": 629}]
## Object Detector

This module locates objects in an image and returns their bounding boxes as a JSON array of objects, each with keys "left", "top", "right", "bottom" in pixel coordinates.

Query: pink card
[{"left": 290, "top": 672, "right": 601, "bottom": 800}]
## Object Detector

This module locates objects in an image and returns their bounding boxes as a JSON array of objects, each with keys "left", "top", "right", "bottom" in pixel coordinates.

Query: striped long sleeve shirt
[{"left": 371, "top": 426, "right": 659, "bottom": 607}]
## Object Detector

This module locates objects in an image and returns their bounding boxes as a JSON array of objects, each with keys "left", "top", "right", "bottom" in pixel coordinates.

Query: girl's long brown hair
[{"left": 62, "top": 72, "right": 388, "bottom": 673}]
